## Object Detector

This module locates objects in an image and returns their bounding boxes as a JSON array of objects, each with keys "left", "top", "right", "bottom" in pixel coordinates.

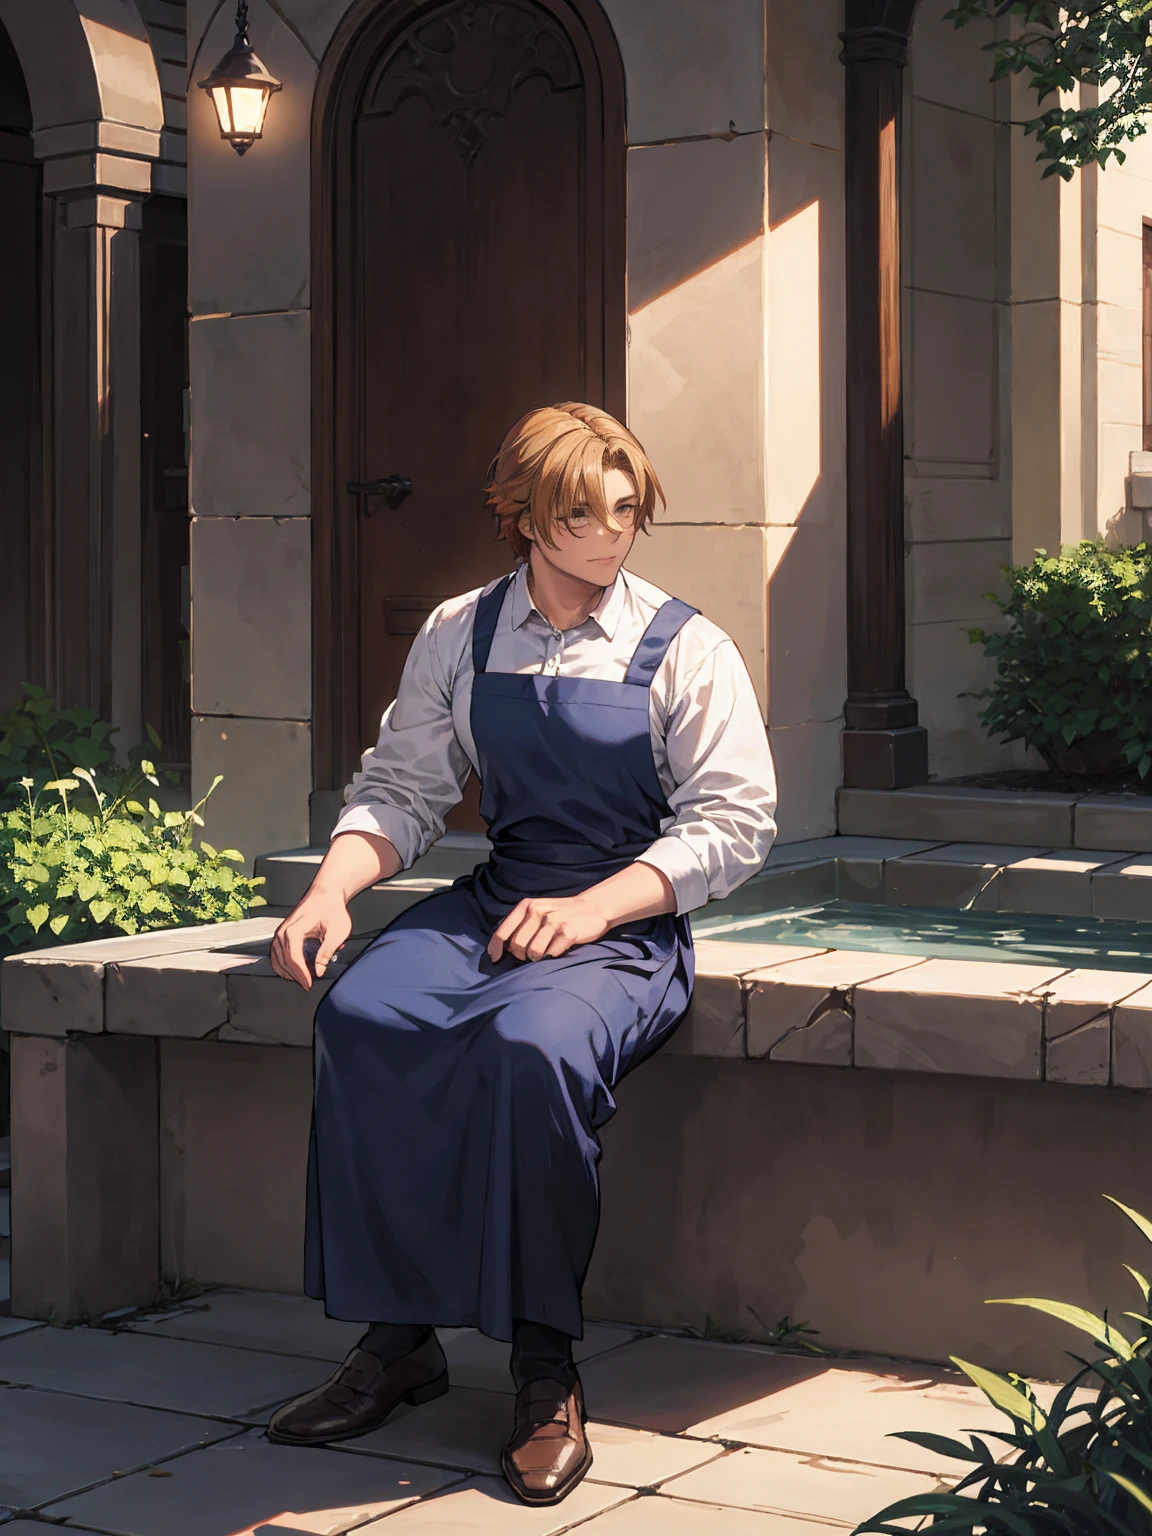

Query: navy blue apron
[{"left": 304, "top": 574, "right": 697, "bottom": 1341}]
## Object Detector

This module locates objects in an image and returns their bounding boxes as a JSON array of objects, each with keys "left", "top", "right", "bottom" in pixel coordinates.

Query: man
[{"left": 268, "top": 402, "right": 777, "bottom": 1504}]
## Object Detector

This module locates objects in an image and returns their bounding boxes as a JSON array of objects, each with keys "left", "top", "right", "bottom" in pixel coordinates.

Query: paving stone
[
  {"left": 558, "top": 1494, "right": 839, "bottom": 1533},
  {"left": 660, "top": 1444, "right": 947, "bottom": 1523},
  {"left": 684, "top": 1355, "right": 1005, "bottom": 1476},
  {"left": 0, "top": 1325, "right": 329, "bottom": 1419},
  {"left": 1091, "top": 853, "right": 1152, "bottom": 920},
  {"left": 127, "top": 1290, "right": 364, "bottom": 1362},
  {"left": 838, "top": 785, "right": 1076, "bottom": 848},
  {"left": 435, "top": 1324, "right": 643, "bottom": 1394},
  {"left": 352, "top": 1473, "right": 630, "bottom": 1532},
  {"left": 1074, "top": 796, "right": 1152, "bottom": 853},
  {"left": 106, "top": 951, "right": 255, "bottom": 1038},
  {"left": 0, "top": 1382, "right": 235, "bottom": 1509},
  {"left": 342, "top": 1386, "right": 508, "bottom": 1474},
  {"left": 45, "top": 1427, "right": 459, "bottom": 1535},
  {"left": 854, "top": 958, "right": 1068, "bottom": 1079},
  {"left": 223, "top": 960, "right": 330, "bottom": 1047},
  {"left": 583, "top": 1421, "right": 726, "bottom": 1489},
  {"left": 580, "top": 1336, "right": 816, "bottom": 1435},
  {"left": 1111, "top": 981, "right": 1152, "bottom": 1088},
  {"left": 745, "top": 952, "right": 926, "bottom": 1063},
  {"left": 1037, "top": 970, "right": 1151, "bottom": 1087},
  {"left": 884, "top": 843, "right": 1045, "bottom": 911},
  {"left": 997, "top": 850, "right": 1130, "bottom": 917}
]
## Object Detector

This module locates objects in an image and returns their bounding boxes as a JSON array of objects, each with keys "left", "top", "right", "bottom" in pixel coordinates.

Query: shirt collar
[{"left": 508, "top": 563, "right": 629, "bottom": 641}]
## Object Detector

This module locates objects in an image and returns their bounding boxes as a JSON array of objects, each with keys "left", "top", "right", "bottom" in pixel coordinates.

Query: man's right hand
[{"left": 271, "top": 894, "right": 353, "bottom": 990}]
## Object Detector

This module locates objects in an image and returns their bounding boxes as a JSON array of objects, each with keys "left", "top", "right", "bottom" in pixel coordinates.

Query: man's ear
[{"left": 517, "top": 510, "right": 535, "bottom": 544}]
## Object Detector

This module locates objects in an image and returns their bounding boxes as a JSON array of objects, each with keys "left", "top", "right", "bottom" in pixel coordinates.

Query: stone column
[
  {"left": 36, "top": 130, "right": 156, "bottom": 741},
  {"left": 840, "top": 9, "right": 928, "bottom": 789}
]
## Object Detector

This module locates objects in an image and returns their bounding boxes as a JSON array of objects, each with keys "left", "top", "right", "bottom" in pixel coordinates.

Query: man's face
[{"left": 520, "top": 467, "right": 639, "bottom": 586}]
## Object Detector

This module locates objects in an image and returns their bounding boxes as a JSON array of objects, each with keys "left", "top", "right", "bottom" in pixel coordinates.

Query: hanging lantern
[{"left": 197, "top": 0, "right": 282, "bottom": 156}]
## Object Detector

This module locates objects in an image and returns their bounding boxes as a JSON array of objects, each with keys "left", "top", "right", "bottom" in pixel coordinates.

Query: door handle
[{"left": 347, "top": 475, "right": 413, "bottom": 511}]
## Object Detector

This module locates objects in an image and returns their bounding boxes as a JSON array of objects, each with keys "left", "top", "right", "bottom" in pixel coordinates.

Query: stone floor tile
[
  {"left": 0, "top": 1325, "right": 329, "bottom": 1418},
  {"left": 0, "top": 1318, "right": 42, "bottom": 1339},
  {"left": 353, "top": 1473, "right": 630, "bottom": 1532},
  {"left": 689, "top": 941, "right": 827, "bottom": 977},
  {"left": 0, "top": 1382, "right": 234, "bottom": 1509},
  {"left": 661, "top": 1444, "right": 946, "bottom": 1523},
  {"left": 686, "top": 1356, "right": 1003, "bottom": 1476},
  {"left": 45, "top": 1428, "right": 460, "bottom": 1535},
  {"left": 128, "top": 1290, "right": 364, "bottom": 1363},
  {"left": 341, "top": 1386, "right": 507, "bottom": 1473},
  {"left": 560, "top": 1493, "right": 841, "bottom": 1533},
  {"left": 584, "top": 1421, "right": 725, "bottom": 1488},
  {"left": 436, "top": 1323, "right": 641, "bottom": 1394},
  {"left": 580, "top": 1336, "right": 817, "bottom": 1435}
]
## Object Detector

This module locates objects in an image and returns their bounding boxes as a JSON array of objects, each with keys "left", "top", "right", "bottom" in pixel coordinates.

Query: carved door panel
[{"left": 319, "top": 0, "right": 625, "bottom": 805}]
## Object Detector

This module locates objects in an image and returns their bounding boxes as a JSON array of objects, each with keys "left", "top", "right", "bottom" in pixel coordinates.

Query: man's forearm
[
  {"left": 585, "top": 860, "right": 676, "bottom": 928},
  {"left": 309, "top": 830, "right": 404, "bottom": 903}
]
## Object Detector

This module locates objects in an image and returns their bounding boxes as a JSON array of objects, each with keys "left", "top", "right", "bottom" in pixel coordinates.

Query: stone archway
[{"left": 0, "top": 0, "right": 163, "bottom": 734}]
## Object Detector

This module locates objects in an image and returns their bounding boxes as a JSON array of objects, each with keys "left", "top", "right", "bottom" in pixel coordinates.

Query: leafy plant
[
  {"left": 0, "top": 685, "right": 154, "bottom": 804},
  {"left": 854, "top": 1195, "right": 1152, "bottom": 1535},
  {"left": 969, "top": 541, "right": 1152, "bottom": 778},
  {"left": 948, "top": 2, "right": 1152, "bottom": 180},
  {"left": 0, "top": 763, "right": 265, "bottom": 956}
]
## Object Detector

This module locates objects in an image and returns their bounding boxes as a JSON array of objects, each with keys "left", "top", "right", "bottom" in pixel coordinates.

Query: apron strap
[
  {"left": 623, "top": 598, "right": 699, "bottom": 689},
  {"left": 472, "top": 573, "right": 515, "bottom": 675}
]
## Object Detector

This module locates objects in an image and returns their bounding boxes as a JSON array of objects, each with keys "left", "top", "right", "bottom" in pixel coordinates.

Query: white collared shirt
[{"left": 333, "top": 564, "right": 778, "bottom": 914}]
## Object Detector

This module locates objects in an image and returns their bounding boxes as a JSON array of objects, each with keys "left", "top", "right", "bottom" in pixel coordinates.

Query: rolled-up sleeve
[
  {"left": 635, "top": 640, "right": 777, "bottom": 914},
  {"left": 330, "top": 616, "right": 472, "bottom": 867}
]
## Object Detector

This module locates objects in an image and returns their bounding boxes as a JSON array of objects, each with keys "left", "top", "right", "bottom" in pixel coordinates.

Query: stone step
[{"left": 255, "top": 833, "right": 492, "bottom": 909}]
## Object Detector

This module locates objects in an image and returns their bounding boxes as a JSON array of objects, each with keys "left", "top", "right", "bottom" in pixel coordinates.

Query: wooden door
[{"left": 315, "top": 0, "right": 625, "bottom": 796}]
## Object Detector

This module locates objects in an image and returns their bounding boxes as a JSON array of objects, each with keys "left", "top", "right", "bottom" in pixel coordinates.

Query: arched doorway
[
  {"left": 313, "top": 0, "right": 627, "bottom": 805},
  {"left": 0, "top": 18, "right": 39, "bottom": 709}
]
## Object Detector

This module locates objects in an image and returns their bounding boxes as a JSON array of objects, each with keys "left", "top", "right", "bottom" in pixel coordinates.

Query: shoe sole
[
  {"left": 501, "top": 1442, "right": 593, "bottom": 1506},
  {"left": 266, "top": 1371, "right": 450, "bottom": 1447}
]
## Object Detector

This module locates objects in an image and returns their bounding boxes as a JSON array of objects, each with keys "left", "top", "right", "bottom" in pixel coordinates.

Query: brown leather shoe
[
  {"left": 501, "top": 1376, "right": 592, "bottom": 1505},
  {"left": 266, "top": 1334, "right": 448, "bottom": 1446}
]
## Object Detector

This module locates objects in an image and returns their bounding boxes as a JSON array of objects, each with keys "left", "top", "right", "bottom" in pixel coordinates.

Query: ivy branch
[{"left": 947, "top": 2, "right": 1152, "bottom": 178}]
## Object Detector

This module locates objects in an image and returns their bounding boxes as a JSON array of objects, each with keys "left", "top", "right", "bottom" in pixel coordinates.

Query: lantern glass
[
  {"left": 198, "top": 3, "right": 281, "bottom": 154},
  {"left": 225, "top": 82, "right": 270, "bottom": 138}
]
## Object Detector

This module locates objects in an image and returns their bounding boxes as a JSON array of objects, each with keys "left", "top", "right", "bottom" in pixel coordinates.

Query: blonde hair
[{"left": 487, "top": 402, "right": 665, "bottom": 561}]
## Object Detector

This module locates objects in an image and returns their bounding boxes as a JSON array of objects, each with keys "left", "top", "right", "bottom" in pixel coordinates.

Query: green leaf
[
  {"left": 125, "top": 801, "right": 146, "bottom": 817},
  {"left": 88, "top": 899, "right": 114, "bottom": 924},
  {"left": 48, "top": 914, "right": 68, "bottom": 937},
  {"left": 986, "top": 1299, "right": 1134, "bottom": 1360},
  {"left": 1107, "top": 1472, "right": 1152, "bottom": 1516},
  {"left": 1104, "top": 1195, "right": 1152, "bottom": 1251},
  {"left": 199, "top": 841, "right": 217, "bottom": 859},
  {"left": 24, "top": 903, "right": 49, "bottom": 932},
  {"left": 950, "top": 1357, "right": 1048, "bottom": 1429},
  {"left": 147, "top": 799, "right": 161, "bottom": 819}
]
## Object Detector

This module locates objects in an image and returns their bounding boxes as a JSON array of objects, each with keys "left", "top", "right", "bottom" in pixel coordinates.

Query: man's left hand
[{"left": 487, "top": 893, "right": 611, "bottom": 963}]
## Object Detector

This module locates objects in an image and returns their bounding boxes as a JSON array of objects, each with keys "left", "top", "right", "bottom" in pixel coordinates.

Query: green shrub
[
  {"left": 855, "top": 1196, "right": 1152, "bottom": 1535},
  {"left": 0, "top": 758, "right": 265, "bottom": 958},
  {"left": 0, "top": 685, "right": 150, "bottom": 803},
  {"left": 970, "top": 541, "right": 1152, "bottom": 777}
]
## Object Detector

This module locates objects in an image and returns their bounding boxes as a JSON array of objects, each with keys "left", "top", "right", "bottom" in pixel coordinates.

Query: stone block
[
  {"left": 663, "top": 973, "right": 744, "bottom": 1059},
  {"left": 746, "top": 951, "right": 927, "bottom": 1064},
  {"left": 907, "top": 291, "right": 997, "bottom": 467},
  {"left": 601, "top": 0, "right": 767, "bottom": 141},
  {"left": 1091, "top": 853, "right": 1152, "bottom": 920},
  {"left": 188, "top": 4, "right": 314, "bottom": 315},
  {"left": 855, "top": 959, "right": 1068, "bottom": 1079},
  {"left": 906, "top": 474, "right": 1011, "bottom": 544},
  {"left": 697, "top": 862, "right": 836, "bottom": 930},
  {"left": 885, "top": 842, "right": 1047, "bottom": 911},
  {"left": 765, "top": 0, "right": 842, "bottom": 150},
  {"left": 1, "top": 952, "right": 104, "bottom": 1036},
  {"left": 189, "top": 312, "right": 310, "bottom": 518},
  {"left": 1113, "top": 984, "right": 1152, "bottom": 1088},
  {"left": 224, "top": 958, "right": 328, "bottom": 1047},
  {"left": 767, "top": 133, "right": 846, "bottom": 533},
  {"left": 768, "top": 720, "right": 841, "bottom": 844},
  {"left": 11, "top": 1034, "right": 159, "bottom": 1320},
  {"left": 347, "top": 878, "right": 451, "bottom": 936},
  {"left": 909, "top": 0, "right": 997, "bottom": 117},
  {"left": 628, "top": 238, "right": 766, "bottom": 528},
  {"left": 910, "top": 618, "right": 1014, "bottom": 781},
  {"left": 106, "top": 950, "right": 258, "bottom": 1037},
  {"left": 190, "top": 516, "right": 311, "bottom": 719},
  {"left": 2, "top": 916, "right": 280, "bottom": 967},
  {"left": 1076, "top": 798, "right": 1152, "bottom": 853},
  {"left": 627, "top": 134, "right": 764, "bottom": 315},
  {"left": 191, "top": 715, "right": 312, "bottom": 871},
  {"left": 767, "top": 522, "right": 846, "bottom": 725},
  {"left": 837, "top": 786, "right": 1076, "bottom": 847},
  {"left": 1034, "top": 969, "right": 1144, "bottom": 1087},
  {"left": 909, "top": 540, "right": 1010, "bottom": 626},
  {"left": 998, "top": 851, "right": 1130, "bottom": 917},
  {"left": 627, "top": 524, "right": 767, "bottom": 713},
  {"left": 908, "top": 97, "right": 996, "bottom": 303},
  {"left": 159, "top": 1039, "right": 312, "bottom": 1291}
]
